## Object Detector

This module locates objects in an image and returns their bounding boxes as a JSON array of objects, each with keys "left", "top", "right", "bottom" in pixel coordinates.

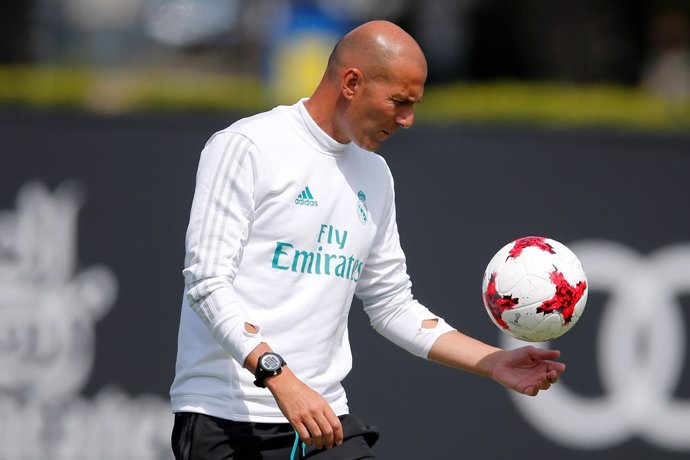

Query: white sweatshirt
[{"left": 170, "top": 99, "right": 455, "bottom": 423}]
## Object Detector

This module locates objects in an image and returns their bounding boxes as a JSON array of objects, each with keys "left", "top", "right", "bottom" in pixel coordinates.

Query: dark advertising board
[{"left": 1, "top": 110, "right": 689, "bottom": 459}]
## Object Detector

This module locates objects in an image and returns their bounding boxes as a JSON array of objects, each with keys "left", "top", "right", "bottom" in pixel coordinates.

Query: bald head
[
  {"left": 326, "top": 21, "right": 427, "bottom": 81},
  {"left": 305, "top": 21, "right": 426, "bottom": 150}
]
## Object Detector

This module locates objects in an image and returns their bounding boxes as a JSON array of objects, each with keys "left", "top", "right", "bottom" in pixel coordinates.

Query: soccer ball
[{"left": 481, "top": 236, "right": 588, "bottom": 342}]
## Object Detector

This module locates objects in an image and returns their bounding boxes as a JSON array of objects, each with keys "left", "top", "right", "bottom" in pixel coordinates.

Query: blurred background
[
  {"left": 2, "top": 0, "right": 690, "bottom": 123},
  {"left": 1, "top": 0, "right": 690, "bottom": 459}
]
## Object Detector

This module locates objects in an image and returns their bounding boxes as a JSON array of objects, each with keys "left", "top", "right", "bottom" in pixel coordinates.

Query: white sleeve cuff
[
  {"left": 188, "top": 285, "right": 265, "bottom": 366},
  {"left": 210, "top": 312, "right": 264, "bottom": 367},
  {"left": 367, "top": 300, "right": 456, "bottom": 358}
]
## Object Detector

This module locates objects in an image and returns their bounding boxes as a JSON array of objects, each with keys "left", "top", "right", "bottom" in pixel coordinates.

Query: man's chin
[{"left": 354, "top": 138, "right": 382, "bottom": 152}]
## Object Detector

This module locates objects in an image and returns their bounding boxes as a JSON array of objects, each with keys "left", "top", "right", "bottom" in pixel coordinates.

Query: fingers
[
  {"left": 524, "top": 385, "right": 539, "bottom": 397},
  {"left": 327, "top": 410, "right": 345, "bottom": 447},
  {"left": 547, "top": 360, "right": 567, "bottom": 374},
  {"left": 524, "top": 377, "right": 552, "bottom": 396},
  {"left": 299, "top": 411, "right": 343, "bottom": 449},
  {"left": 294, "top": 422, "right": 312, "bottom": 447},
  {"left": 529, "top": 346, "right": 567, "bottom": 374},
  {"left": 268, "top": 368, "right": 343, "bottom": 450},
  {"left": 303, "top": 417, "right": 324, "bottom": 448},
  {"left": 546, "top": 369, "right": 561, "bottom": 384},
  {"left": 528, "top": 346, "right": 561, "bottom": 361},
  {"left": 529, "top": 368, "right": 560, "bottom": 395}
]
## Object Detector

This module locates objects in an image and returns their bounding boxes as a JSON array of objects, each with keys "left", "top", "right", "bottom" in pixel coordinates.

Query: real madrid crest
[{"left": 356, "top": 190, "right": 369, "bottom": 225}]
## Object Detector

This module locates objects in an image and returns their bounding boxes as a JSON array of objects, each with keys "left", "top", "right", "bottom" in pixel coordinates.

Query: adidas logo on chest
[{"left": 294, "top": 186, "right": 318, "bottom": 207}]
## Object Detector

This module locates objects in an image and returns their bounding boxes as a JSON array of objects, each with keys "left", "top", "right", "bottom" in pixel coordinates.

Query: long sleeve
[
  {"left": 356, "top": 172, "right": 455, "bottom": 358},
  {"left": 182, "top": 131, "right": 264, "bottom": 366}
]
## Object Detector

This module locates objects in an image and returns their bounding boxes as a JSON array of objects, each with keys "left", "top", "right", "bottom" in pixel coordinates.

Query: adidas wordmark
[{"left": 295, "top": 186, "right": 318, "bottom": 207}]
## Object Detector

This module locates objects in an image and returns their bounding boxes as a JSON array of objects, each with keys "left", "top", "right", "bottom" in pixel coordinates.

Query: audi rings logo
[{"left": 501, "top": 240, "right": 690, "bottom": 451}]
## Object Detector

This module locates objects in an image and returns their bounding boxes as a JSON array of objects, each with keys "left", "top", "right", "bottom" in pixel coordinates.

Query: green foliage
[
  {"left": 418, "top": 82, "right": 690, "bottom": 131},
  {"left": 2, "top": 66, "right": 689, "bottom": 131},
  {"left": 0, "top": 66, "right": 268, "bottom": 112}
]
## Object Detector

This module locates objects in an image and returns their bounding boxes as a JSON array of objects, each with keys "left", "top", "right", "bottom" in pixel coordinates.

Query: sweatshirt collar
[{"left": 298, "top": 99, "right": 348, "bottom": 154}]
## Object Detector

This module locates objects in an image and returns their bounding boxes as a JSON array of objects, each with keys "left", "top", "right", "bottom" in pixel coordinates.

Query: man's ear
[{"left": 342, "top": 68, "right": 363, "bottom": 100}]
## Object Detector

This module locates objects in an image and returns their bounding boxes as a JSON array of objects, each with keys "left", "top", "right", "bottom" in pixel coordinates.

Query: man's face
[{"left": 344, "top": 60, "right": 426, "bottom": 151}]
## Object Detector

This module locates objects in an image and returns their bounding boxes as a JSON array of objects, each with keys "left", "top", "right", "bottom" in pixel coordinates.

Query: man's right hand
[
  {"left": 242, "top": 335, "right": 343, "bottom": 450},
  {"left": 265, "top": 366, "right": 344, "bottom": 449}
]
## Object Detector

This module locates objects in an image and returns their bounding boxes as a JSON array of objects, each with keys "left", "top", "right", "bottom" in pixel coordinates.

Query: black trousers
[{"left": 172, "top": 412, "right": 379, "bottom": 460}]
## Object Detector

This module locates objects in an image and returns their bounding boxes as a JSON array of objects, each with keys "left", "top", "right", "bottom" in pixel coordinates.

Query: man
[{"left": 171, "top": 20, "right": 565, "bottom": 459}]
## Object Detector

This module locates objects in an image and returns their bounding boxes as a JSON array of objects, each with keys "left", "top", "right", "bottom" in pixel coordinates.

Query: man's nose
[{"left": 396, "top": 108, "right": 414, "bottom": 129}]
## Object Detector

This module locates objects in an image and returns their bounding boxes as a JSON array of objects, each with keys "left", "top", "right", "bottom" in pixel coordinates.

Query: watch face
[{"left": 260, "top": 353, "right": 282, "bottom": 372}]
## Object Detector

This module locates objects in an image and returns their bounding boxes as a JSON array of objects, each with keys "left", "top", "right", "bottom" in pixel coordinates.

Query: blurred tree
[
  {"left": 0, "top": 0, "right": 32, "bottom": 62},
  {"left": 641, "top": 2, "right": 690, "bottom": 103},
  {"left": 466, "top": 0, "right": 648, "bottom": 84}
]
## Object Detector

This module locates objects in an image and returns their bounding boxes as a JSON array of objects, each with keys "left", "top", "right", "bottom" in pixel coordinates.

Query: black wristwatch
[{"left": 253, "top": 352, "right": 286, "bottom": 388}]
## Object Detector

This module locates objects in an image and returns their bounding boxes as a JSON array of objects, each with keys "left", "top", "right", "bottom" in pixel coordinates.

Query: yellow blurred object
[{"left": 267, "top": 32, "right": 338, "bottom": 105}]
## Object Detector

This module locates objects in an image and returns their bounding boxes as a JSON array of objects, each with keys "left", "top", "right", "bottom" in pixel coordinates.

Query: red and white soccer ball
[{"left": 481, "top": 236, "right": 588, "bottom": 342}]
